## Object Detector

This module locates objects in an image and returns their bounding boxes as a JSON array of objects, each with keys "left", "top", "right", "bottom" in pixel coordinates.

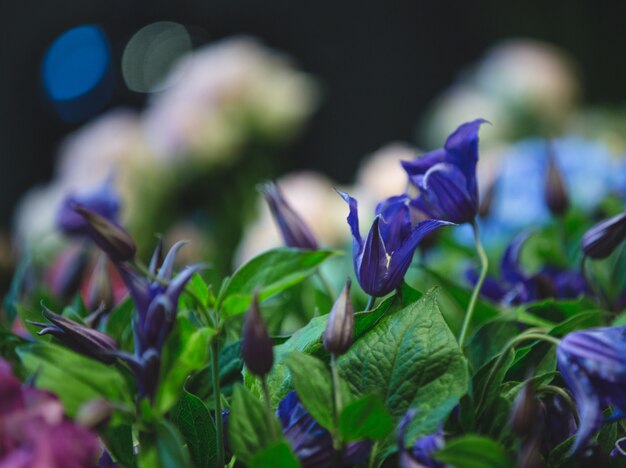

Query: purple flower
[
  {"left": 57, "top": 180, "right": 120, "bottom": 236},
  {"left": 277, "top": 391, "right": 371, "bottom": 467},
  {"left": 402, "top": 119, "right": 487, "bottom": 224},
  {"left": 557, "top": 326, "right": 626, "bottom": 453},
  {"left": 0, "top": 359, "right": 101, "bottom": 467},
  {"left": 582, "top": 211, "right": 626, "bottom": 259},
  {"left": 467, "top": 232, "right": 587, "bottom": 305},
  {"left": 339, "top": 192, "right": 453, "bottom": 297},
  {"left": 114, "top": 241, "right": 202, "bottom": 398},
  {"left": 260, "top": 181, "right": 318, "bottom": 250},
  {"left": 397, "top": 409, "right": 444, "bottom": 468},
  {"left": 29, "top": 303, "right": 118, "bottom": 364}
]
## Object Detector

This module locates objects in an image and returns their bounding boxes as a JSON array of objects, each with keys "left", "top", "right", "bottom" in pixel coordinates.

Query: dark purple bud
[
  {"left": 241, "top": 293, "right": 273, "bottom": 376},
  {"left": 340, "top": 192, "right": 453, "bottom": 297},
  {"left": 582, "top": 211, "right": 626, "bottom": 259},
  {"left": 260, "top": 181, "right": 318, "bottom": 250},
  {"left": 402, "top": 119, "right": 487, "bottom": 224},
  {"left": 544, "top": 147, "right": 569, "bottom": 217},
  {"left": 73, "top": 204, "right": 136, "bottom": 262},
  {"left": 510, "top": 381, "right": 540, "bottom": 438},
  {"left": 323, "top": 279, "right": 354, "bottom": 355},
  {"left": 76, "top": 398, "right": 113, "bottom": 429},
  {"left": 30, "top": 303, "right": 118, "bottom": 364},
  {"left": 557, "top": 326, "right": 626, "bottom": 453},
  {"left": 57, "top": 180, "right": 120, "bottom": 236},
  {"left": 87, "top": 254, "right": 114, "bottom": 311}
]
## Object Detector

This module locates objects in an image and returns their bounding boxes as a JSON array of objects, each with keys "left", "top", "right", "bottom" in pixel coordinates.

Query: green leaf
[
  {"left": 284, "top": 352, "right": 334, "bottom": 430},
  {"left": 172, "top": 389, "right": 216, "bottom": 468},
  {"left": 339, "top": 394, "right": 393, "bottom": 442},
  {"left": 229, "top": 384, "right": 283, "bottom": 464},
  {"left": 338, "top": 289, "right": 468, "bottom": 443},
  {"left": 156, "top": 420, "right": 191, "bottom": 468},
  {"left": 473, "top": 349, "right": 515, "bottom": 422},
  {"left": 221, "top": 248, "right": 336, "bottom": 317},
  {"left": 157, "top": 318, "right": 216, "bottom": 413},
  {"left": 549, "top": 310, "right": 607, "bottom": 336},
  {"left": 188, "top": 340, "right": 244, "bottom": 402},
  {"left": 16, "top": 342, "right": 132, "bottom": 416},
  {"left": 103, "top": 424, "right": 136, "bottom": 468},
  {"left": 183, "top": 273, "right": 212, "bottom": 310},
  {"left": 105, "top": 298, "right": 135, "bottom": 351},
  {"left": 466, "top": 319, "right": 519, "bottom": 371},
  {"left": 434, "top": 435, "right": 512, "bottom": 468},
  {"left": 249, "top": 442, "right": 299, "bottom": 468}
]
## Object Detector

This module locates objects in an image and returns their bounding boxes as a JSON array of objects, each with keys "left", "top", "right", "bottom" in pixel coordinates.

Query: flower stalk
[{"left": 211, "top": 338, "right": 225, "bottom": 468}]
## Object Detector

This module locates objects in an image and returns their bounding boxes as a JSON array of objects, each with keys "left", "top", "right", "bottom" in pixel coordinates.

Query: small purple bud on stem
[
  {"left": 73, "top": 204, "right": 137, "bottom": 262},
  {"left": 241, "top": 293, "right": 274, "bottom": 376},
  {"left": 544, "top": 147, "right": 569, "bottom": 217},
  {"left": 582, "top": 211, "right": 626, "bottom": 259},
  {"left": 323, "top": 278, "right": 354, "bottom": 355},
  {"left": 510, "top": 380, "right": 540, "bottom": 438}
]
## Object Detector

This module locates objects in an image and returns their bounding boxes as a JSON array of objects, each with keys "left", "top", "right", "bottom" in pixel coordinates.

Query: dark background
[{"left": 2, "top": 0, "right": 626, "bottom": 228}]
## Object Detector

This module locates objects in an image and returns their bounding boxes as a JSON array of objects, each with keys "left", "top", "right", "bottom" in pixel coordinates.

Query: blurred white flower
[
  {"left": 143, "top": 37, "right": 318, "bottom": 165},
  {"left": 234, "top": 171, "right": 346, "bottom": 266}
]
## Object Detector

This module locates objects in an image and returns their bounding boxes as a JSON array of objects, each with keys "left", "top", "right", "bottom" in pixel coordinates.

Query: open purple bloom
[
  {"left": 339, "top": 192, "right": 453, "bottom": 297},
  {"left": 402, "top": 119, "right": 487, "bottom": 224},
  {"left": 467, "top": 232, "right": 588, "bottom": 305},
  {"left": 57, "top": 179, "right": 120, "bottom": 236},
  {"left": 557, "top": 326, "right": 626, "bottom": 453},
  {"left": 29, "top": 303, "right": 118, "bottom": 364},
  {"left": 582, "top": 211, "right": 626, "bottom": 259},
  {"left": 0, "top": 359, "right": 101, "bottom": 467},
  {"left": 114, "top": 241, "right": 202, "bottom": 398},
  {"left": 260, "top": 181, "right": 318, "bottom": 250},
  {"left": 397, "top": 409, "right": 444, "bottom": 468},
  {"left": 277, "top": 391, "right": 371, "bottom": 467}
]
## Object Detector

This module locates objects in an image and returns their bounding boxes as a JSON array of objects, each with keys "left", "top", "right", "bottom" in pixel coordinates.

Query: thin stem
[
  {"left": 458, "top": 219, "right": 489, "bottom": 348},
  {"left": 365, "top": 295, "right": 376, "bottom": 312},
  {"left": 330, "top": 353, "right": 343, "bottom": 466},
  {"left": 368, "top": 441, "right": 379, "bottom": 468},
  {"left": 261, "top": 376, "right": 277, "bottom": 440},
  {"left": 211, "top": 339, "right": 225, "bottom": 468},
  {"left": 316, "top": 269, "right": 336, "bottom": 298}
]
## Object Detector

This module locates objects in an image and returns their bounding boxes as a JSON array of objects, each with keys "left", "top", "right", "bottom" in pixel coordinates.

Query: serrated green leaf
[
  {"left": 172, "top": 389, "right": 216, "bottom": 468},
  {"left": 338, "top": 289, "right": 468, "bottom": 444},
  {"left": 284, "top": 352, "right": 334, "bottom": 430},
  {"left": 103, "top": 424, "right": 136, "bottom": 468},
  {"left": 221, "top": 248, "right": 336, "bottom": 317},
  {"left": 229, "top": 384, "right": 283, "bottom": 464},
  {"left": 339, "top": 394, "right": 393, "bottom": 442},
  {"left": 156, "top": 420, "right": 191, "bottom": 468},
  {"left": 16, "top": 342, "right": 132, "bottom": 416},
  {"left": 434, "top": 434, "right": 511, "bottom": 468}
]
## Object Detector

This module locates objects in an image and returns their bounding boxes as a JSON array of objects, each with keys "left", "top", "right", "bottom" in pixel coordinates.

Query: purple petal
[
  {"left": 357, "top": 216, "right": 392, "bottom": 297},
  {"left": 401, "top": 148, "right": 447, "bottom": 176},
  {"left": 157, "top": 240, "right": 188, "bottom": 282},
  {"left": 582, "top": 211, "right": 626, "bottom": 259},
  {"left": 421, "top": 163, "right": 476, "bottom": 223},
  {"left": 500, "top": 231, "right": 531, "bottom": 284},
  {"left": 338, "top": 191, "right": 363, "bottom": 250}
]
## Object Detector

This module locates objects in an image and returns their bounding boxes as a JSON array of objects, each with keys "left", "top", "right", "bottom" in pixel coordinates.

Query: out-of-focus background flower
[{"left": 2, "top": 1, "right": 626, "bottom": 294}]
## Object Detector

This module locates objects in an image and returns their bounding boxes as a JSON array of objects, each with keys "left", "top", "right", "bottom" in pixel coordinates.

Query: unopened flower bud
[
  {"left": 87, "top": 254, "right": 113, "bottom": 311},
  {"left": 582, "top": 211, "right": 626, "bottom": 259},
  {"left": 323, "top": 279, "right": 354, "bottom": 355},
  {"left": 260, "top": 181, "right": 318, "bottom": 250},
  {"left": 73, "top": 205, "right": 137, "bottom": 262},
  {"left": 510, "top": 381, "right": 540, "bottom": 438},
  {"left": 241, "top": 293, "right": 274, "bottom": 376},
  {"left": 76, "top": 399, "right": 112, "bottom": 429},
  {"left": 544, "top": 148, "right": 569, "bottom": 217}
]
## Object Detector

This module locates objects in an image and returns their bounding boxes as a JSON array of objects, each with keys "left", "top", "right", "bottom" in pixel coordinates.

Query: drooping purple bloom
[
  {"left": 277, "top": 391, "right": 371, "bottom": 467},
  {"left": 57, "top": 179, "right": 120, "bottom": 236},
  {"left": 241, "top": 293, "right": 274, "bottom": 377},
  {"left": 0, "top": 359, "right": 101, "bottom": 467},
  {"left": 402, "top": 119, "right": 487, "bottom": 224},
  {"left": 467, "top": 232, "right": 588, "bottom": 305},
  {"left": 582, "top": 211, "right": 626, "bottom": 259},
  {"left": 397, "top": 409, "right": 444, "bottom": 468},
  {"left": 339, "top": 192, "right": 453, "bottom": 297},
  {"left": 114, "top": 241, "right": 202, "bottom": 398},
  {"left": 557, "top": 326, "right": 626, "bottom": 453},
  {"left": 260, "top": 181, "right": 318, "bottom": 250},
  {"left": 28, "top": 303, "right": 118, "bottom": 364}
]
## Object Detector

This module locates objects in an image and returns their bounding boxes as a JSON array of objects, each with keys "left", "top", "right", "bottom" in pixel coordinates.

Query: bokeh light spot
[
  {"left": 42, "top": 25, "right": 113, "bottom": 122},
  {"left": 122, "top": 21, "right": 192, "bottom": 93}
]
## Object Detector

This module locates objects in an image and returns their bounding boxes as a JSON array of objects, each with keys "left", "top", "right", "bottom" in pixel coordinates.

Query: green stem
[
  {"left": 316, "top": 269, "right": 336, "bottom": 298},
  {"left": 261, "top": 376, "right": 277, "bottom": 440},
  {"left": 212, "top": 339, "right": 225, "bottom": 467},
  {"left": 368, "top": 441, "right": 379, "bottom": 468},
  {"left": 458, "top": 219, "right": 489, "bottom": 348},
  {"left": 476, "top": 332, "right": 561, "bottom": 413},
  {"left": 330, "top": 353, "right": 343, "bottom": 466},
  {"left": 365, "top": 295, "right": 376, "bottom": 312}
]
